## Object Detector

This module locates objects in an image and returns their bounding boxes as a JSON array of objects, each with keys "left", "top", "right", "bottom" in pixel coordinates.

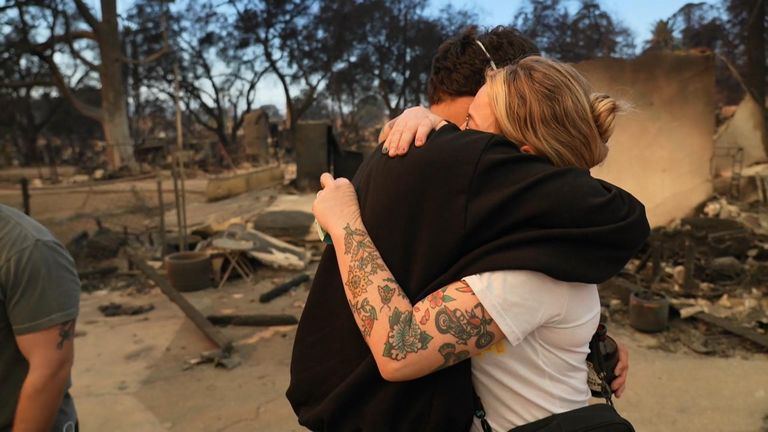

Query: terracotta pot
[
  {"left": 629, "top": 289, "right": 669, "bottom": 333},
  {"left": 164, "top": 252, "right": 212, "bottom": 292}
]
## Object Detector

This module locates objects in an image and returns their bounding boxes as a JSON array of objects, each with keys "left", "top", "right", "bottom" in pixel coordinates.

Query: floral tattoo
[
  {"left": 352, "top": 298, "right": 378, "bottom": 338},
  {"left": 343, "top": 225, "right": 388, "bottom": 299},
  {"left": 383, "top": 307, "right": 433, "bottom": 360}
]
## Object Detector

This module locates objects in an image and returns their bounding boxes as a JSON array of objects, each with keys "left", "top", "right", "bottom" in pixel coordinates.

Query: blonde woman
[{"left": 312, "top": 56, "right": 644, "bottom": 431}]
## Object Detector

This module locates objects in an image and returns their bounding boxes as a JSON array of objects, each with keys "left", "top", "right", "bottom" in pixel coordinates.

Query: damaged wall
[
  {"left": 714, "top": 95, "right": 767, "bottom": 169},
  {"left": 577, "top": 52, "right": 715, "bottom": 227}
]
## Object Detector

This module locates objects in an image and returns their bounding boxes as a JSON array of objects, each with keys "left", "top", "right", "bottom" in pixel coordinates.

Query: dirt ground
[
  {"left": 2, "top": 172, "right": 768, "bottom": 432},
  {"left": 70, "top": 278, "right": 768, "bottom": 432}
]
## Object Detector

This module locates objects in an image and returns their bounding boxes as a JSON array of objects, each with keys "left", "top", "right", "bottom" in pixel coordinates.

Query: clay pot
[
  {"left": 164, "top": 252, "right": 212, "bottom": 292},
  {"left": 629, "top": 289, "right": 669, "bottom": 333}
]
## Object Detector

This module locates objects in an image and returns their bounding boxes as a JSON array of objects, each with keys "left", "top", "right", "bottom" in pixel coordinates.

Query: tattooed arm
[
  {"left": 13, "top": 320, "right": 76, "bottom": 431},
  {"left": 314, "top": 174, "right": 504, "bottom": 381}
]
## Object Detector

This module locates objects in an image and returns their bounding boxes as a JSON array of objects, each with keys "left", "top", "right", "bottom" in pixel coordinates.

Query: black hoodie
[{"left": 287, "top": 124, "right": 649, "bottom": 431}]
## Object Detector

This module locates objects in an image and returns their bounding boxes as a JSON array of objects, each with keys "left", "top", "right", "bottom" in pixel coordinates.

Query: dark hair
[{"left": 426, "top": 26, "right": 540, "bottom": 105}]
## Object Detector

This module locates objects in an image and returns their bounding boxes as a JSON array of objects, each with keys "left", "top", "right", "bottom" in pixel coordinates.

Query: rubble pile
[{"left": 604, "top": 196, "right": 768, "bottom": 355}]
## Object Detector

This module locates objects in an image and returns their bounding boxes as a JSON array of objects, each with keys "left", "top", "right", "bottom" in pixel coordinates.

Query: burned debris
[{"left": 604, "top": 195, "right": 768, "bottom": 354}]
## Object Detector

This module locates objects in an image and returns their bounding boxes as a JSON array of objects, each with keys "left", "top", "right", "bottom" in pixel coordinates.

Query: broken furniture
[
  {"left": 210, "top": 223, "right": 256, "bottom": 289},
  {"left": 205, "top": 222, "right": 310, "bottom": 272}
]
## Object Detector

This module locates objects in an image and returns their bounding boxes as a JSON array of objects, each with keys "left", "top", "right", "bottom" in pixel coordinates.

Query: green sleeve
[{"left": 3, "top": 240, "right": 80, "bottom": 335}]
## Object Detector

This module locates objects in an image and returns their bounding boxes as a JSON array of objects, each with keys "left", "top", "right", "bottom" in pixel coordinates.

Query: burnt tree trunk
[{"left": 99, "top": 0, "right": 138, "bottom": 171}]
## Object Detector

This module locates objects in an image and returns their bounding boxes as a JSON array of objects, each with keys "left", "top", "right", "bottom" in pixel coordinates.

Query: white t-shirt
[{"left": 464, "top": 270, "right": 600, "bottom": 432}]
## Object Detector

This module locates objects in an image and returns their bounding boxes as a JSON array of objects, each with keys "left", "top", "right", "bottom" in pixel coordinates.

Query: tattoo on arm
[
  {"left": 351, "top": 299, "right": 378, "bottom": 338},
  {"left": 343, "top": 225, "right": 387, "bottom": 299},
  {"left": 56, "top": 320, "right": 75, "bottom": 350},
  {"left": 383, "top": 307, "right": 433, "bottom": 360},
  {"left": 434, "top": 302, "right": 495, "bottom": 349},
  {"left": 340, "top": 223, "right": 494, "bottom": 369},
  {"left": 435, "top": 343, "right": 471, "bottom": 371},
  {"left": 427, "top": 282, "right": 495, "bottom": 350}
]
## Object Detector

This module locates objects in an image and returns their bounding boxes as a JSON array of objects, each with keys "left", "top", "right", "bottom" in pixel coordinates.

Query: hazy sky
[
  {"left": 429, "top": 0, "right": 720, "bottom": 39},
  {"left": 251, "top": 0, "right": 721, "bottom": 109}
]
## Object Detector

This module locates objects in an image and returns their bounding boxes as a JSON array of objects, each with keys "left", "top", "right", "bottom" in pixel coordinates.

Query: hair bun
[{"left": 590, "top": 93, "right": 619, "bottom": 143}]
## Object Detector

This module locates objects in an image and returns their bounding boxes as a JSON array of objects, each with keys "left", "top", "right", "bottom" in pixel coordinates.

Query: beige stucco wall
[
  {"left": 714, "top": 95, "right": 767, "bottom": 170},
  {"left": 577, "top": 52, "right": 715, "bottom": 227}
]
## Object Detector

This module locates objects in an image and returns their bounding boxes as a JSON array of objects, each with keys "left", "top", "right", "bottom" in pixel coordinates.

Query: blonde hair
[{"left": 486, "top": 56, "right": 620, "bottom": 169}]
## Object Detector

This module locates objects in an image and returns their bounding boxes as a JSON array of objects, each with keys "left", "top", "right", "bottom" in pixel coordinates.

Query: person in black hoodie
[
  {"left": 312, "top": 55, "right": 647, "bottom": 431},
  {"left": 287, "top": 28, "right": 647, "bottom": 432}
]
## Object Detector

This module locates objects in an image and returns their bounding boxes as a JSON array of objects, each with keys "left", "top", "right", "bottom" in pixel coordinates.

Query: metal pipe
[
  {"left": 171, "top": 161, "right": 183, "bottom": 251},
  {"left": 157, "top": 175, "right": 166, "bottom": 258},
  {"left": 172, "top": 58, "right": 188, "bottom": 251}
]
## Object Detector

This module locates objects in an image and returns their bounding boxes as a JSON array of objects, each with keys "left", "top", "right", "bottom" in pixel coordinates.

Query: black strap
[
  {"left": 589, "top": 330, "right": 614, "bottom": 406},
  {"left": 474, "top": 394, "right": 493, "bottom": 432}
]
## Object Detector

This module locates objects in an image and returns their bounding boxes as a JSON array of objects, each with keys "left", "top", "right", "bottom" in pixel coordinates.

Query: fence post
[
  {"left": 157, "top": 175, "right": 166, "bottom": 258},
  {"left": 20, "top": 177, "right": 30, "bottom": 215}
]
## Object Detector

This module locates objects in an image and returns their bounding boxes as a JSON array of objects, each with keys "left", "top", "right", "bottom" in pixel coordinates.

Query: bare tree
[
  {"left": 0, "top": 32, "right": 63, "bottom": 164},
  {"left": 231, "top": 0, "right": 316, "bottom": 130},
  {"left": 169, "top": 1, "right": 267, "bottom": 161},
  {"left": 514, "top": 0, "right": 635, "bottom": 61},
  {"left": 5, "top": 0, "right": 168, "bottom": 171}
]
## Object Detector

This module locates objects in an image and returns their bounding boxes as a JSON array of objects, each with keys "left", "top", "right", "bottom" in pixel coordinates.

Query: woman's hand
[
  {"left": 378, "top": 106, "right": 446, "bottom": 157},
  {"left": 313, "top": 173, "right": 362, "bottom": 238},
  {"left": 611, "top": 342, "right": 629, "bottom": 398}
]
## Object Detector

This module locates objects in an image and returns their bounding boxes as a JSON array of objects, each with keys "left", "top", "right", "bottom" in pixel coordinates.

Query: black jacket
[{"left": 287, "top": 124, "right": 649, "bottom": 431}]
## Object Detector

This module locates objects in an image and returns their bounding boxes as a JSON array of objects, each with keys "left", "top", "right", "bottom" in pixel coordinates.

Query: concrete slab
[
  {"left": 164, "top": 189, "right": 276, "bottom": 234},
  {"left": 206, "top": 166, "right": 283, "bottom": 201},
  {"left": 253, "top": 194, "right": 316, "bottom": 240}
]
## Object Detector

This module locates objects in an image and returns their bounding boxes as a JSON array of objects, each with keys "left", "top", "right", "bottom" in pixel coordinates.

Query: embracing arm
[
  {"left": 378, "top": 106, "right": 448, "bottom": 157},
  {"left": 13, "top": 320, "right": 76, "bottom": 431},
  {"left": 315, "top": 175, "right": 503, "bottom": 381}
]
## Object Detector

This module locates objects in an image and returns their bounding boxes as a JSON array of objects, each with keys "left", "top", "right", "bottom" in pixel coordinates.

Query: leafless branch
[
  {"left": 0, "top": 80, "right": 55, "bottom": 88},
  {"left": 37, "top": 53, "right": 103, "bottom": 121},
  {"left": 120, "top": 45, "right": 169, "bottom": 65},
  {"left": 72, "top": 0, "right": 101, "bottom": 33},
  {"left": 34, "top": 30, "right": 97, "bottom": 50},
  {"left": 62, "top": 13, "right": 99, "bottom": 71}
]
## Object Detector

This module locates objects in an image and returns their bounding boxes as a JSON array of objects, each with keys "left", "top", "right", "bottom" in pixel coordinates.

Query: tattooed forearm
[
  {"left": 351, "top": 299, "right": 378, "bottom": 338},
  {"left": 378, "top": 279, "right": 406, "bottom": 311},
  {"left": 333, "top": 220, "right": 499, "bottom": 378},
  {"left": 378, "top": 284, "right": 395, "bottom": 311},
  {"left": 343, "top": 225, "right": 387, "bottom": 299},
  {"left": 435, "top": 343, "right": 471, "bottom": 371},
  {"left": 383, "top": 307, "right": 433, "bottom": 360},
  {"left": 57, "top": 320, "right": 75, "bottom": 350},
  {"left": 435, "top": 302, "right": 495, "bottom": 349}
]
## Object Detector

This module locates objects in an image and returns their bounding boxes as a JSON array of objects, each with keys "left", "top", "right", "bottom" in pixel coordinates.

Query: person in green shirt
[{"left": 0, "top": 204, "right": 80, "bottom": 432}]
